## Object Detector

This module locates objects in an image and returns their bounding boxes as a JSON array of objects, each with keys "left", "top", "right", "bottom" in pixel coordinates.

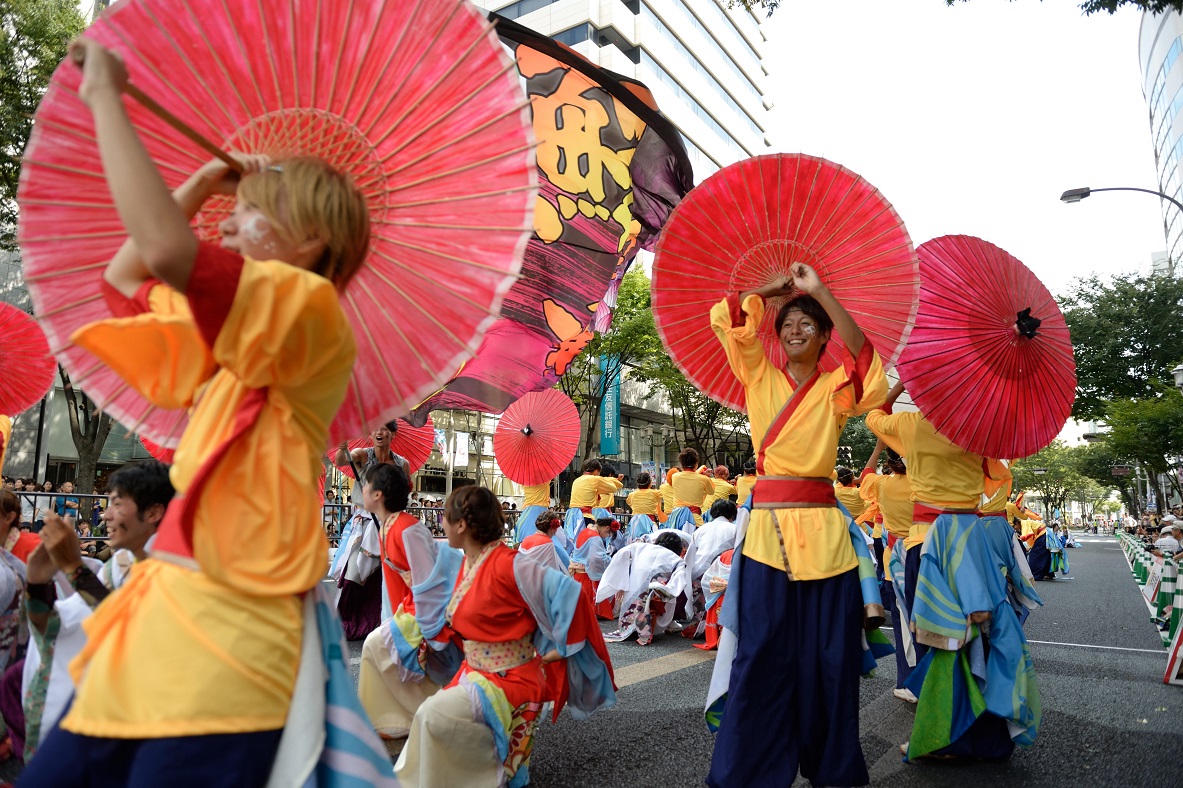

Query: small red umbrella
[
  {"left": 652, "top": 154, "right": 919, "bottom": 412},
  {"left": 897, "top": 235, "right": 1075, "bottom": 459},
  {"left": 0, "top": 303, "right": 56, "bottom": 416},
  {"left": 326, "top": 415, "right": 436, "bottom": 477},
  {"left": 19, "top": 0, "right": 535, "bottom": 448},
  {"left": 493, "top": 389, "right": 579, "bottom": 486}
]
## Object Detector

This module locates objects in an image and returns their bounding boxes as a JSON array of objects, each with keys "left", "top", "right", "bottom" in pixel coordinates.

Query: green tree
[
  {"left": 559, "top": 267, "right": 664, "bottom": 464},
  {"left": 946, "top": 0, "right": 1183, "bottom": 15},
  {"left": 1061, "top": 271, "right": 1183, "bottom": 421},
  {"left": 1104, "top": 386, "right": 1183, "bottom": 504},
  {"left": 839, "top": 414, "right": 878, "bottom": 471},
  {"left": 1011, "top": 441, "right": 1086, "bottom": 520},
  {"left": 1, "top": 0, "right": 86, "bottom": 249},
  {"left": 1075, "top": 440, "right": 1139, "bottom": 516},
  {"left": 630, "top": 349, "right": 752, "bottom": 469}
]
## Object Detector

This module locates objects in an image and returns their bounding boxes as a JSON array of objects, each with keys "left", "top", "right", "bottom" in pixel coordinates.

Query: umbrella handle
[{"left": 70, "top": 49, "right": 243, "bottom": 174}]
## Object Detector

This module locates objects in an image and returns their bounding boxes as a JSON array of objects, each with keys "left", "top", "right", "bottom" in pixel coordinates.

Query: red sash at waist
[
  {"left": 752, "top": 477, "right": 837, "bottom": 509},
  {"left": 912, "top": 502, "right": 980, "bottom": 525},
  {"left": 673, "top": 503, "right": 703, "bottom": 515},
  {"left": 579, "top": 507, "right": 593, "bottom": 514}
]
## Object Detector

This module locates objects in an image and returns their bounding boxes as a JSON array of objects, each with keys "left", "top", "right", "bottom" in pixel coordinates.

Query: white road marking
[
  {"left": 613, "top": 648, "right": 714, "bottom": 688},
  {"left": 1025, "top": 639, "right": 1166, "bottom": 655}
]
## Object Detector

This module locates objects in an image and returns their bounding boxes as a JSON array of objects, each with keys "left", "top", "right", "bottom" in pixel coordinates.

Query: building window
[
  {"left": 493, "top": 0, "right": 562, "bottom": 21},
  {"left": 553, "top": 23, "right": 593, "bottom": 46}
]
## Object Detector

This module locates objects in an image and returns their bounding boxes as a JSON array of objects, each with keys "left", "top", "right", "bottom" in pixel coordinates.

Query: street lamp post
[{"left": 1060, "top": 186, "right": 1183, "bottom": 216}]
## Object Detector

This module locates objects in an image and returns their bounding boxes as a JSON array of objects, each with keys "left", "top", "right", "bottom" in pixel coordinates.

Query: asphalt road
[{"left": 524, "top": 535, "right": 1183, "bottom": 787}]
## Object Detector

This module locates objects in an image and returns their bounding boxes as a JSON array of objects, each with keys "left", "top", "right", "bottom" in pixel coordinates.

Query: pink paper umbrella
[{"left": 18, "top": 0, "right": 535, "bottom": 447}]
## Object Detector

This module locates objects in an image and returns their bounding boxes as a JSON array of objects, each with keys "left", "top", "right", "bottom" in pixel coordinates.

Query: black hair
[
  {"left": 775, "top": 294, "right": 833, "bottom": 356},
  {"left": 709, "top": 498, "right": 738, "bottom": 522},
  {"left": 678, "top": 447, "right": 699, "bottom": 469},
  {"left": 445, "top": 486, "right": 505, "bottom": 544},
  {"left": 599, "top": 461, "right": 616, "bottom": 478},
  {"left": 636, "top": 471, "right": 652, "bottom": 489},
  {"left": 106, "top": 460, "right": 175, "bottom": 517},
  {"left": 581, "top": 458, "right": 602, "bottom": 473},
  {"left": 836, "top": 467, "right": 855, "bottom": 486},
  {"left": 366, "top": 463, "right": 410, "bottom": 512},
  {"left": 595, "top": 516, "right": 614, "bottom": 530},
  {"left": 743, "top": 459, "right": 756, "bottom": 474},
  {"left": 654, "top": 531, "right": 684, "bottom": 555},
  {"left": 884, "top": 447, "right": 906, "bottom": 474}
]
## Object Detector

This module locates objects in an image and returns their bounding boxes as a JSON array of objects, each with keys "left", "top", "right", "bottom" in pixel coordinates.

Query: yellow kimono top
[
  {"left": 857, "top": 473, "right": 883, "bottom": 537},
  {"left": 597, "top": 490, "right": 615, "bottom": 508},
  {"left": 703, "top": 477, "right": 736, "bottom": 512},
  {"left": 981, "top": 460, "right": 1012, "bottom": 514},
  {"left": 659, "top": 481, "right": 676, "bottom": 513},
  {"left": 65, "top": 245, "right": 355, "bottom": 738},
  {"left": 877, "top": 473, "right": 914, "bottom": 540},
  {"left": 673, "top": 470, "right": 714, "bottom": 526},
  {"left": 711, "top": 294, "right": 887, "bottom": 579},
  {"left": 570, "top": 474, "right": 620, "bottom": 508},
  {"left": 735, "top": 474, "right": 756, "bottom": 506},
  {"left": 523, "top": 483, "right": 550, "bottom": 508},
  {"left": 865, "top": 409, "right": 985, "bottom": 550},
  {"left": 627, "top": 488, "right": 662, "bottom": 516},
  {"left": 0, "top": 415, "right": 9, "bottom": 471},
  {"left": 834, "top": 483, "right": 866, "bottom": 519}
]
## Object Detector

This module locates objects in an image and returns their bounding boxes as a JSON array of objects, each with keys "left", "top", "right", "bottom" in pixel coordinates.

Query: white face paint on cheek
[
  {"left": 240, "top": 213, "right": 270, "bottom": 243},
  {"left": 802, "top": 324, "right": 817, "bottom": 338}
]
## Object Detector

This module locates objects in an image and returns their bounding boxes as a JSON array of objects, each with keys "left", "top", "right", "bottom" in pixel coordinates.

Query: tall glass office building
[
  {"left": 475, "top": 0, "right": 772, "bottom": 181},
  {"left": 1140, "top": 10, "right": 1183, "bottom": 268}
]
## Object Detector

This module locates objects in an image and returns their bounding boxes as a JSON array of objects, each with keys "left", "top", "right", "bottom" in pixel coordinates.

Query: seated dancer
[
  {"left": 684, "top": 499, "right": 740, "bottom": 639},
  {"left": 23, "top": 41, "right": 380, "bottom": 785},
  {"left": 395, "top": 487, "right": 615, "bottom": 787},
  {"left": 599, "top": 531, "right": 691, "bottom": 645},
  {"left": 706, "top": 266, "right": 888, "bottom": 788},
  {"left": 734, "top": 460, "right": 757, "bottom": 508},
  {"left": 562, "top": 459, "right": 621, "bottom": 540},
  {"left": 694, "top": 545, "right": 735, "bottom": 652},
  {"left": 867, "top": 383, "right": 1040, "bottom": 762},
  {"left": 666, "top": 449, "right": 715, "bottom": 532},
  {"left": 0, "top": 492, "right": 28, "bottom": 760},
  {"left": 834, "top": 466, "right": 867, "bottom": 523},
  {"left": 518, "top": 509, "right": 572, "bottom": 572},
  {"left": 514, "top": 482, "right": 551, "bottom": 546},
  {"left": 626, "top": 472, "right": 662, "bottom": 542},
  {"left": 332, "top": 423, "right": 410, "bottom": 632},
  {"left": 358, "top": 464, "right": 453, "bottom": 741},
  {"left": 20, "top": 461, "right": 173, "bottom": 761},
  {"left": 570, "top": 517, "right": 616, "bottom": 620}
]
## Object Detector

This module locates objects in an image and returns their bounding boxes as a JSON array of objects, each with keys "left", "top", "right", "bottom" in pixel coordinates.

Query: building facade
[
  {"left": 476, "top": 0, "right": 772, "bottom": 178},
  {"left": 1140, "top": 10, "right": 1183, "bottom": 267}
]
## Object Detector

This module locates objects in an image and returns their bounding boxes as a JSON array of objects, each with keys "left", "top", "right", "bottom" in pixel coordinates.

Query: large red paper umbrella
[
  {"left": 325, "top": 415, "right": 436, "bottom": 477},
  {"left": 18, "top": 0, "right": 534, "bottom": 447},
  {"left": 493, "top": 389, "right": 579, "bottom": 486},
  {"left": 0, "top": 303, "right": 56, "bottom": 416},
  {"left": 138, "top": 436, "right": 176, "bottom": 465},
  {"left": 897, "top": 235, "right": 1075, "bottom": 459},
  {"left": 651, "top": 154, "right": 918, "bottom": 412}
]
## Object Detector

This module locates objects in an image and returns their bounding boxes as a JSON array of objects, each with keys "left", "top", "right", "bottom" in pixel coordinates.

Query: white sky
[{"left": 762, "top": 0, "right": 1164, "bottom": 296}]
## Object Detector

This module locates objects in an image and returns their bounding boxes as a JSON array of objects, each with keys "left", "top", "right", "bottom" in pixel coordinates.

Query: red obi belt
[{"left": 752, "top": 477, "right": 837, "bottom": 509}]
